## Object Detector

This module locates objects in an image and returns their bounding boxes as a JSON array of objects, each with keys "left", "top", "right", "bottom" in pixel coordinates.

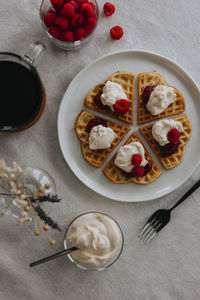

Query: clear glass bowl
[
  {"left": 39, "top": 0, "right": 99, "bottom": 50},
  {"left": 0, "top": 166, "right": 56, "bottom": 218},
  {"left": 64, "top": 211, "right": 124, "bottom": 271}
]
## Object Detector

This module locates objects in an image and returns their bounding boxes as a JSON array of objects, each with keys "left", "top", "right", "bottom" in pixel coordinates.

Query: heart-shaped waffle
[
  {"left": 103, "top": 132, "right": 161, "bottom": 184},
  {"left": 74, "top": 110, "right": 130, "bottom": 168},
  {"left": 137, "top": 71, "right": 185, "bottom": 125},
  {"left": 139, "top": 114, "right": 192, "bottom": 169},
  {"left": 84, "top": 71, "right": 135, "bottom": 125}
]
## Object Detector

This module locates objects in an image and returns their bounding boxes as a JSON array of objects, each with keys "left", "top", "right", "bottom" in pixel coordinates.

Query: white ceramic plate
[{"left": 57, "top": 50, "right": 200, "bottom": 202}]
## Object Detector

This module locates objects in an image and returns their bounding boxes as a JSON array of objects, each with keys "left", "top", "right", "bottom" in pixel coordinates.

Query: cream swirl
[
  {"left": 146, "top": 85, "right": 176, "bottom": 115},
  {"left": 114, "top": 142, "right": 148, "bottom": 173},
  {"left": 100, "top": 81, "right": 127, "bottom": 110},
  {"left": 152, "top": 119, "right": 183, "bottom": 146},
  {"left": 66, "top": 213, "right": 123, "bottom": 269},
  {"left": 89, "top": 125, "right": 117, "bottom": 150}
]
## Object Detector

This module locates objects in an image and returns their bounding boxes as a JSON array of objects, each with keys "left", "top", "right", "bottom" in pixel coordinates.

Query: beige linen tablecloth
[{"left": 1, "top": 0, "right": 200, "bottom": 299}]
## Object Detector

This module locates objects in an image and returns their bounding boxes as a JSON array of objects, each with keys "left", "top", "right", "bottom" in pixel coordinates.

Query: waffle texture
[
  {"left": 84, "top": 71, "right": 135, "bottom": 125},
  {"left": 137, "top": 71, "right": 185, "bottom": 125},
  {"left": 74, "top": 110, "right": 130, "bottom": 168},
  {"left": 103, "top": 132, "right": 161, "bottom": 184},
  {"left": 139, "top": 114, "right": 192, "bottom": 169}
]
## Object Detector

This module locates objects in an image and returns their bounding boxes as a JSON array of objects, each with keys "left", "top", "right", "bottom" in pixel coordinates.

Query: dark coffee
[{"left": 0, "top": 60, "right": 44, "bottom": 130}]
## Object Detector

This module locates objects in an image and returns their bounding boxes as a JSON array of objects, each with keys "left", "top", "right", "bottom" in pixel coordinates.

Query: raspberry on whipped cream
[
  {"left": 100, "top": 81, "right": 128, "bottom": 111},
  {"left": 114, "top": 142, "right": 148, "bottom": 173},
  {"left": 89, "top": 124, "right": 117, "bottom": 150},
  {"left": 152, "top": 119, "right": 183, "bottom": 146},
  {"left": 146, "top": 85, "right": 176, "bottom": 115}
]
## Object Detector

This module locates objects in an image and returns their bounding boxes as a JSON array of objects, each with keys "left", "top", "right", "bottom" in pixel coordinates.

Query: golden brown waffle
[
  {"left": 139, "top": 114, "right": 192, "bottom": 169},
  {"left": 74, "top": 110, "right": 130, "bottom": 168},
  {"left": 103, "top": 132, "right": 161, "bottom": 184},
  {"left": 84, "top": 71, "right": 135, "bottom": 125},
  {"left": 137, "top": 71, "right": 185, "bottom": 125}
]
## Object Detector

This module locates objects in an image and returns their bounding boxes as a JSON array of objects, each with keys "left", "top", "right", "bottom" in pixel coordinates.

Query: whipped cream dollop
[
  {"left": 146, "top": 85, "right": 176, "bottom": 115},
  {"left": 89, "top": 125, "right": 117, "bottom": 150},
  {"left": 100, "top": 81, "right": 127, "bottom": 110},
  {"left": 152, "top": 119, "right": 183, "bottom": 146},
  {"left": 114, "top": 142, "right": 148, "bottom": 173},
  {"left": 66, "top": 212, "right": 123, "bottom": 269}
]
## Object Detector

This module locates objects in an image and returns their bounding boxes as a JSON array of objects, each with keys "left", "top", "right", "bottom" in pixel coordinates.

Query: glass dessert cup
[
  {"left": 39, "top": 0, "right": 99, "bottom": 50},
  {"left": 64, "top": 211, "right": 124, "bottom": 271}
]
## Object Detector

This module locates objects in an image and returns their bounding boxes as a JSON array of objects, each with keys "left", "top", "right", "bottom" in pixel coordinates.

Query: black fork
[{"left": 139, "top": 179, "right": 200, "bottom": 244}]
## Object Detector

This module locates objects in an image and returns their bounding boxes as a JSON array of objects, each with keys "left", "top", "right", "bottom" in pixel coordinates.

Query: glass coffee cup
[{"left": 0, "top": 42, "right": 46, "bottom": 132}]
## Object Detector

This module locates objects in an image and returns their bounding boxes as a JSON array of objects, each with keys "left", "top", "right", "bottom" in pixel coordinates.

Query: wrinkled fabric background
[{"left": 0, "top": 0, "right": 200, "bottom": 299}]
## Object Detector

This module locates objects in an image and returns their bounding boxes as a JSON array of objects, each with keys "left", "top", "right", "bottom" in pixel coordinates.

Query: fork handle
[{"left": 169, "top": 179, "right": 200, "bottom": 211}]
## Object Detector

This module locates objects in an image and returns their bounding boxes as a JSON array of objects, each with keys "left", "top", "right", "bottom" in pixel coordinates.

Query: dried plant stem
[
  {"left": 0, "top": 199, "right": 13, "bottom": 216},
  {"left": 0, "top": 161, "right": 61, "bottom": 244}
]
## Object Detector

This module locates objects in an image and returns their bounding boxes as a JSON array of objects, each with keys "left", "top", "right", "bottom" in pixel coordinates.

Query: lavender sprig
[
  {"left": 31, "top": 195, "right": 61, "bottom": 203},
  {"left": 34, "top": 206, "right": 62, "bottom": 232}
]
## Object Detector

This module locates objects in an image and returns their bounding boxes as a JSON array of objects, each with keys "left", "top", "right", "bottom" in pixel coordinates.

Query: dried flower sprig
[
  {"left": 0, "top": 159, "right": 62, "bottom": 245},
  {"left": 31, "top": 195, "right": 61, "bottom": 203},
  {"left": 35, "top": 206, "right": 62, "bottom": 231}
]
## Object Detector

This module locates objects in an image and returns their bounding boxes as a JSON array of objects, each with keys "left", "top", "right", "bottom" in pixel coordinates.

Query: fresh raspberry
[
  {"left": 71, "top": 13, "right": 84, "bottom": 27},
  {"left": 110, "top": 26, "right": 123, "bottom": 40},
  {"left": 159, "top": 140, "right": 180, "bottom": 157},
  {"left": 47, "top": 9, "right": 56, "bottom": 15},
  {"left": 103, "top": 2, "right": 115, "bottom": 16},
  {"left": 141, "top": 86, "right": 155, "bottom": 105},
  {"left": 131, "top": 154, "right": 142, "bottom": 167},
  {"left": 86, "top": 118, "right": 107, "bottom": 132},
  {"left": 84, "top": 16, "right": 97, "bottom": 30},
  {"left": 55, "top": 17, "right": 69, "bottom": 30},
  {"left": 131, "top": 166, "right": 145, "bottom": 177},
  {"left": 50, "top": 0, "right": 64, "bottom": 10},
  {"left": 85, "top": 28, "right": 93, "bottom": 36},
  {"left": 88, "top": 2, "right": 95, "bottom": 11},
  {"left": 43, "top": 12, "right": 57, "bottom": 27},
  {"left": 76, "top": 0, "right": 88, "bottom": 4},
  {"left": 61, "top": 30, "right": 74, "bottom": 42},
  {"left": 61, "top": 3, "right": 75, "bottom": 18},
  {"left": 49, "top": 27, "right": 60, "bottom": 39},
  {"left": 113, "top": 99, "right": 129, "bottom": 115},
  {"left": 143, "top": 161, "right": 152, "bottom": 176},
  {"left": 167, "top": 128, "right": 181, "bottom": 143},
  {"left": 75, "top": 27, "right": 86, "bottom": 40},
  {"left": 68, "top": 0, "right": 79, "bottom": 12},
  {"left": 80, "top": 3, "right": 94, "bottom": 16}
]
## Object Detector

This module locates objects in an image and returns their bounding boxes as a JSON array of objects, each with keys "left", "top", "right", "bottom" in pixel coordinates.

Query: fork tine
[
  {"left": 141, "top": 219, "right": 160, "bottom": 241},
  {"left": 138, "top": 223, "right": 152, "bottom": 238},
  {"left": 143, "top": 227, "right": 156, "bottom": 244},
  {"left": 138, "top": 217, "right": 156, "bottom": 238},
  {"left": 143, "top": 221, "right": 163, "bottom": 244},
  {"left": 141, "top": 224, "right": 154, "bottom": 240},
  {"left": 144, "top": 231, "right": 157, "bottom": 244},
  {"left": 154, "top": 221, "right": 163, "bottom": 233}
]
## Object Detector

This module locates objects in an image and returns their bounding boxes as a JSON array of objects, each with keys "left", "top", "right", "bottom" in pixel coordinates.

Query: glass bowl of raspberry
[{"left": 40, "top": 0, "right": 99, "bottom": 50}]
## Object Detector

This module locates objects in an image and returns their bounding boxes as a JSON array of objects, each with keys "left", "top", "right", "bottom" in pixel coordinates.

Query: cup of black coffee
[{"left": 0, "top": 42, "right": 46, "bottom": 132}]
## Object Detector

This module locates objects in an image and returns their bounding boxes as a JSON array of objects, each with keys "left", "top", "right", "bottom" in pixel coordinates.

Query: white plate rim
[{"left": 57, "top": 49, "right": 200, "bottom": 202}]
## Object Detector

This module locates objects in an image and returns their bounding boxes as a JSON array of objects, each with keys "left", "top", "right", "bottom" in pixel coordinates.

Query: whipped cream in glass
[
  {"left": 89, "top": 125, "right": 117, "bottom": 150},
  {"left": 146, "top": 85, "right": 176, "bottom": 115},
  {"left": 65, "top": 212, "right": 124, "bottom": 270},
  {"left": 152, "top": 119, "right": 183, "bottom": 146},
  {"left": 114, "top": 142, "right": 148, "bottom": 173},
  {"left": 100, "top": 81, "right": 127, "bottom": 110}
]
